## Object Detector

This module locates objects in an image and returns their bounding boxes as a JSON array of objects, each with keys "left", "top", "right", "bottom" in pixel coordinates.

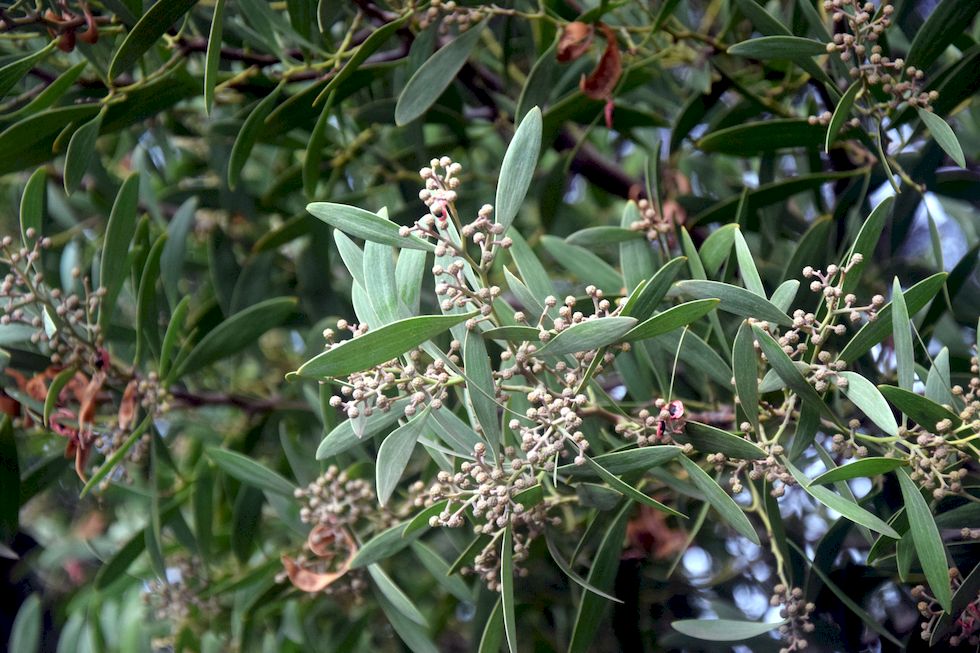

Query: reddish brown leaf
[
  {"left": 579, "top": 25, "right": 622, "bottom": 101},
  {"left": 557, "top": 21, "right": 594, "bottom": 62},
  {"left": 117, "top": 379, "right": 139, "bottom": 431},
  {"left": 282, "top": 526, "right": 358, "bottom": 593}
]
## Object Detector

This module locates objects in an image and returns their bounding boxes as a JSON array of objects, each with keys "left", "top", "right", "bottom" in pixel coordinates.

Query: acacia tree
[{"left": 1, "top": 1, "right": 978, "bottom": 652}]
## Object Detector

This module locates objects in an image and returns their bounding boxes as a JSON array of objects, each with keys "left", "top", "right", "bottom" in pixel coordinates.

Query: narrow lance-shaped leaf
[
  {"left": 501, "top": 527, "right": 518, "bottom": 653},
  {"left": 63, "top": 108, "right": 104, "bottom": 194},
  {"left": 679, "top": 456, "right": 758, "bottom": 544},
  {"left": 732, "top": 321, "right": 760, "bottom": 435},
  {"left": 99, "top": 174, "right": 141, "bottom": 331},
  {"left": 726, "top": 36, "right": 827, "bottom": 59},
  {"left": 463, "top": 331, "right": 501, "bottom": 456},
  {"left": 297, "top": 312, "right": 475, "bottom": 379},
  {"left": 307, "top": 202, "right": 435, "bottom": 251},
  {"left": 897, "top": 468, "right": 952, "bottom": 612},
  {"left": 172, "top": 297, "right": 297, "bottom": 379},
  {"left": 784, "top": 460, "right": 900, "bottom": 538},
  {"left": 19, "top": 169, "right": 45, "bottom": 248},
  {"left": 206, "top": 447, "right": 297, "bottom": 497},
  {"left": 733, "top": 227, "right": 765, "bottom": 297},
  {"left": 536, "top": 317, "right": 637, "bottom": 357},
  {"left": 204, "top": 0, "right": 227, "bottom": 115},
  {"left": 891, "top": 278, "right": 915, "bottom": 392},
  {"left": 495, "top": 106, "right": 542, "bottom": 232},
  {"left": 826, "top": 81, "right": 862, "bottom": 152},
  {"left": 878, "top": 385, "right": 963, "bottom": 431},
  {"left": 837, "top": 371, "right": 899, "bottom": 436},
  {"left": 108, "top": 0, "right": 199, "bottom": 79},
  {"left": 376, "top": 410, "right": 430, "bottom": 506},
  {"left": 584, "top": 456, "right": 684, "bottom": 517},
  {"left": 395, "top": 21, "right": 487, "bottom": 125},
  {"left": 752, "top": 325, "right": 834, "bottom": 421},
  {"left": 228, "top": 85, "right": 282, "bottom": 190},
  {"left": 622, "top": 299, "right": 719, "bottom": 342},
  {"left": 810, "top": 458, "right": 906, "bottom": 485},
  {"left": 672, "top": 618, "right": 786, "bottom": 642},
  {"left": 677, "top": 280, "right": 791, "bottom": 326},
  {"left": 0, "top": 42, "right": 56, "bottom": 100}
]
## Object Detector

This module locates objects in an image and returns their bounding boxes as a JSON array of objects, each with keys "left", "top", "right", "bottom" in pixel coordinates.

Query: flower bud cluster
[
  {"left": 829, "top": 425, "right": 869, "bottom": 458},
  {"left": 1, "top": 233, "right": 106, "bottom": 370},
  {"left": 951, "top": 353, "right": 980, "bottom": 426},
  {"left": 712, "top": 442, "right": 795, "bottom": 496},
  {"left": 325, "top": 323, "right": 459, "bottom": 421},
  {"left": 819, "top": 0, "right": 937, "bottom": 120},
  {"left": 913, "top": 571, "right": 976, "bottom": 645},
  {"left": 418, "top": 0, "right": 498, "bottom": 32},
  {"left": 629, "top": 198, "right": 678, "bottom": 241},
  {"left": 421, "top": 443, "right": 555, "bottom": 590},
  {"left": 771, "top": 584, "right": 815, "bottom": 652},
  {"left": 616, "top": 399, "right": 689, "bottom": 446},
  {"left": 904, "top": 428, "right": 969, "bottom": 499},
  {"left": 295, "top": 466, "right": 376, "bottom": 531},
  {"left": 510, "top": 380, "right": 590, "bottom": 469},
  {"left": 142, "top": 559, "right": 219, "bottom": 631}
]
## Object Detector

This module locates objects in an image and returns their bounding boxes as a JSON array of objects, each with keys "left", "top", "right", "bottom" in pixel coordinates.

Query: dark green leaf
[
  {"left": 679, "top": 456, "right": 758, "bottom": 544},
  {"left": 43, "top": 367, "right": 77, "bottom": 428},
  {"left": 878, "top": 385, "right": 963, "bottom": 431},
  {"left": 826, "top": 81, "right": 862, "bottom": 152},
  {"left": 540, "top": 235, "right": 623, "bottom": 293},
  {"left": 174, "top": 297, "right": 297, "bottom": 379},
  {"left": 464, "top": 331, "right": 500, "bottom": 455},
  {"left": 560, "top": 445, "right": 681, "bottom": 476},
  {"left": 810, "top": 457, "right": 906, "bottom": 485},
  {"left": 108, "top": 0, "right": 199, "bottom": 79},
  {"left": 395, "top": 22, "right": 486, "bottom": 125},
  {"left": 621, "top": 257, "right": 687, "bottom": 320},
  {"left": 204, "top": 0, "right": 226, "bottom": 114},
  {"left": 583, "top": 456, "right": 683, "bottom": 517},
  {"left": 63, "top": 109, "right": 104, "bottom": 194},
  {"left": 206, "top": 447, "right": 296, "bottom": 497},
  {"left": 19, "top": 168, "right": 45, "bottom": 248},
  {"left": 368, "top": 564, "right": 427, "bottom": 626},
  {"left": 622, "top": 299, "right": 719, "bottom": 342},
  {"left": 228, "top": 85, "right": 282, "bottom": 190},
  {"left": 99, "top": 174, "right": 140, "bottom": 332},
  {"left": 697, "top": 119, "right": 826, "bottom": 154},
  {"left": 352, "top": 520, "right": 424, "bottom": 569},
  {"left": 0, "top": 416, "right": 18, "bottom": 541},
  {"left": 906, "top": 0, "right": 979, "bottom": 70},
  {"left": 727, "top": 36, "right": 827, "bottom": 59},
  {"left": 753, "top": 326, "right": 833, "bottom": 419},
  {"left": 678, "top": 421, "right": 767, "bottom": 461},
  {"left": 0, "top": 42, "right": 55, "bottom": 100},
  {"left": 501, "top": 527, "right": 518, "bottom": 653},
  {"left": 536, "top": 317, "right": 637, "bottom": 357},
  {"left": 567, "top": 227, "right": 641, "bottom": 247},
  {"left": 838, "top": 371, "right": 899, "bottom": 436},
  {"left": 897, "top": 469, "right": 952, "bottom": 612},
  {"left": 677, "top": 280, "right": 791, "bottom": 326},
  {"left": 732, "top": 322, "right": 760, "bottom": 435},
  {"left": 918, "top": 109, "right": 966, "bottom": 168}
]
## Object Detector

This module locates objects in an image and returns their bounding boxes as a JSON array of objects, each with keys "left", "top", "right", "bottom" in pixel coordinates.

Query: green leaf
[
  {"left": 483, "top": 325, "right": 541, "bottom": 343},
  {"left": 135, "top": 233, "right": 166, "bottom": 364},
  {"left": 733, "top": 0, "right": 791, "bottom": 35},
  {"left": 314, "top": 12, "right": 413, "bottom": 106},
  {"left": 560, "top": 445, "right": 681, "bottom": 476},
  {"left": 897, "top": 469, "right": 952, "bottom": 613},
  {"left": 80, "top": 416, "right": 153, "bottom": 497},
  {"left": 297, "top": 312, "right": 473, "bottom": 379},
  {"left": 925, "top": 347, "right": 954, "bottom": 406},
  {"left": 0, "top": 416, "right": 18, "bottom": 541},
  {"left": 395, "top": 22, "right": 486, "bottom": 125},
  {"left": 508, "top": 230, "right": 554, "bottom": 302},
  {"left": 810, "top": 458, "right": 906, "bottom": 485},
  {"left": 733, "top": 228, "right": 764, "bottom": 297},
  {"left": 367, "top": 565, "right": 428, "bottom": 626},
  {"left": 540, "top": 235, "right": 623, "bottom": 293},
  {"left": 679, "top": 456, "right": 758, "bottom": 544},
  {"left": 352, "top": 520, "right": 424, "bottom": 569},
  {"left": 206, "top": 447, "right": 296, "bottom": 497},
  {"left": 479, "top": 599, "right": 505, "bottom": 653},
  {"left": 732, "top": 321, "right": 760, "bottom": 435},
  {"left": 839, "top": 273, "right": 947, "bottom": 362},
  {"left": 108, "top": 0, "right": 199, "bottom": 79},
  {"left": 496, "top": 106, "right": 542, "bottom": 232},
  {"left": 784, "top": 460, "right": 900, "bottom": 538},
  {"left": 376, "top": 410, "right": 429, "bottom": 506},
  {"left": 544, "top": 533, "right": 623, "bottom": 603},
  {"left": 0, "top": 42, "right": 55, "bottom": 100},
  {"left": 652, "top": 328, "right": 733, "bottom": 387},
  {"left": 228, "top": 85, "right": 282, "bottom": 190},
  {"left": 841, "top": 196, "right": 893, "bottom": 296},
  {"left": 770, "top": 280, "right": 799, "bottom": 313},
  {"left": 621, "top": 257, "right": 687, "bottom": 320},
  {"left": 63, "top": 109, "right": 104, "bottom": 194},
  {"left": 567, "top": 226, "right": 641, "bottom": 247},
  {"left": 826, "top": 81, "right": 862, "bottom": 152},
  {"left": 622, "top": 299, "right": 718, "bottom": 342},
  {"left": 891, "top": 278, "right": 915, "bottom": 391},
  {"left": 173, "top": 297, "right": 296, "bottom": 379},
  {"left": 697, "top": 119, "right": 826, "bottom": 154},
  {"left": 672, "top": 618, "right": 785, "bottom": 641},
  {"left": 727, "top": 36, "right": 827, "bottom": 59},
  {"left": 500, "top": 527, "right": 518, "bottom": 653},
  {"left": 837, "top": 371, "right": 899, "bottom": 436},
  {"left": 364, "top": 241, "right": 399, "bottom": 324},
  {"left": 99, "top": 174, "right": 140, "bottom": 332},
  {"left": 906, "top": 0, "right": 979, "bottom": 71},
  {"left": 396, "top": 249, "right": 427, "bottom": 316},
  {"left": 917, "top": 109, "right": 966, "bottom": 168},
  {"left": 878, "top": 385, "right": 963, "bottom": 431},
  {"left": 536, "top": 317, "right": 637, "bottom": 357},
  {"left": 316, "top": 397, "right": 412, "bottom": 460},
  {"left": 160, "top": 197, "right": 197, "bottom": 303},
  {"left": 463, "top": 331, "right": 501, "bottom": 455},
  {"left": 699, "top": 224, "right": 737, "bottom": 276},
  {"left": 679, "top": 421, "right": 767, "bottom": 461},
  {"left": 583, "top": 456, "right": 683, "bottom": 517},
  {"left": 307, "top": 202, "right": 434, "bottom": 251},
  {"left": 752, "top": 325, "right": 833, "bottom": 419},
  {"left": 8, "top": 593, "right": 41, "bottom": 653},
  {"left": 677, "top": 280, "right": 791, "bottom": 326},
  {"left": 410, "top": 541, "right": 473, "bottom": 602},
  {"left": 567, "top": 501, "right": 632, "bottom": 653},
  {"left": 204, "top": 0, "right": 227, "bottom": 115},
  {"left": 19, "top": 168, "right": 45, "bottom": 248},
  {"left": 159, "top": 296, "right": 191, "bottom": 379},
  {"left": 43, "top": 367, "right": 77, "bottom": 428}
]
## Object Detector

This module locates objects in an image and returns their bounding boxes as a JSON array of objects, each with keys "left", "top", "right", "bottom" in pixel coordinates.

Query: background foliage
[{"left": 0, "top": 0, "right": 978, "bottom": 652}]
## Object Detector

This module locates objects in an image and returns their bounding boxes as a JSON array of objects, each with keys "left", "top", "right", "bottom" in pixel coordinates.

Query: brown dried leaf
[
  {"left": 579, "top": 25, "right": 622, "bottom": 101},
  {"left": 557, "top": 21, "right": 594, "bottom": 62},
  {"left": 117, "top": 379, "right": 139, "bottom": 431},
  {"left": 77, "top": 369, "right": 105, "bottom": 436},
  {"left": 283, "top": 526, "right": 358, "bottom": 593}
]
